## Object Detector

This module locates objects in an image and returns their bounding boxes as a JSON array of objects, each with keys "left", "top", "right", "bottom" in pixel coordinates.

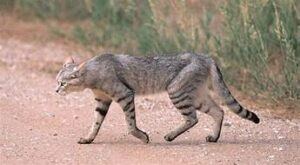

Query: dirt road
[{"left": 0, "top": 37, "right": 299, "bottom": 165}]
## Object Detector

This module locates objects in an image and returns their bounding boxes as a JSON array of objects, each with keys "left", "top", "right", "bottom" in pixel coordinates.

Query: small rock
[
  {"left": 278, "top": 147, "right": 284, "bottom": 151},
  {"left": 53, "top": 133, "right": 58, "bottom": 136},
  {"left": 29, "top": 128, "right": 33, "bottom": 131},
  {"left": 224, "top": 122, "right": 231, "bottom": 127},
  {"left": 268, "top": 155, "right": 275, "bottom": 160},
  {"left": 277, "top": 136, "right": 284, "bottom": 139},
  {"left": 45, "top": 112, "right": 55, "bottom": 117},
  {"left": 73, "top": 115, "right": 79, "bottom": 119}
]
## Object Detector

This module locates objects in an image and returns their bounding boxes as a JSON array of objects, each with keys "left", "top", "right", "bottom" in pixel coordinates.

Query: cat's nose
[{"left": 55, "top": 86, "right": 60, "bottom": 93}]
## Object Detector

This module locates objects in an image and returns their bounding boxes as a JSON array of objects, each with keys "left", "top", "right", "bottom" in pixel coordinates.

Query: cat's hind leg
[
  {"left": 196, "top": 95, "right": 224, "bottom": 142},
  {"left": 165, "top": 85, "right": 198, "bottom": 142}
]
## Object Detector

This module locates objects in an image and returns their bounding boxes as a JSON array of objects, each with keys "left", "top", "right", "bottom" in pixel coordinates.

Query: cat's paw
[
  {"left": 77, "top": 137, "right": 93, "bottom": 144},
  {"left": 164, "top": 134, "right": 175, "bottom": 142},
  {"left": 205, "top": 135, "right": 218, "bottom": 143},
  {"left": 141, "top": 132, "right": 150, "bottom": 144},
  {"left": 131, "top": 130, "right": 149, "bottom": 143}
]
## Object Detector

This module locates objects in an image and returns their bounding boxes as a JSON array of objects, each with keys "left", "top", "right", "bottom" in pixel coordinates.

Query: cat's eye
[{"left": 60, "top": 82, "right": 67, "bottom": 86}]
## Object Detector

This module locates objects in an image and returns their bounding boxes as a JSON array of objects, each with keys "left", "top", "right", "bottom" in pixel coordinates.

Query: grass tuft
[{"left": 2, "top": 0, "right": 299, "bottom": 100}]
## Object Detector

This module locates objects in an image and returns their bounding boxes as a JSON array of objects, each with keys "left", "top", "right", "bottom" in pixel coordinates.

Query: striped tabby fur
[{"left": 55, "top": 53, "right": 259, "bottom": 144}]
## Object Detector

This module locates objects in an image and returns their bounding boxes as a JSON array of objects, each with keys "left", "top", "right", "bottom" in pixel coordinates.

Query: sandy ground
[{"left": 0, "top": 24, "right": 299, "bottom": 164}]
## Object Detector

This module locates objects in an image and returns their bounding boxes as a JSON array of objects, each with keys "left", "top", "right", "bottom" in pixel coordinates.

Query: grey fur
[{"left": 56, "top": 52, "right": 260, "bottom": 144}]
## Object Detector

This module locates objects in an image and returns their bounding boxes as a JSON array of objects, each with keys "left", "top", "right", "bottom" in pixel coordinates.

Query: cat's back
[
  {"left": 110, "top": 53, "right": 209, "bottom": 94},
  {"left": 83, "top": 53, "right": 211, "bottom": 94}
]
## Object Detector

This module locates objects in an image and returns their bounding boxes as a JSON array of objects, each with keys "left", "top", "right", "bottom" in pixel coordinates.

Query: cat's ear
[
  {"left": 63, "top": 56, "right": 75, "bottom": 67},
  {"left": 72, "top": 62, "right": 86, "bottom": 77},
  {"left": 77, "top": 62, "right": 86, "bottom": 70},
  {"left": 73, "top": 61, "right": 85, "bottom": 70}
]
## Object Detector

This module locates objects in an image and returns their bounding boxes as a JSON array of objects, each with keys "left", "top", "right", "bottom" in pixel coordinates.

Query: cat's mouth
[
  {"left": 57, "top": 91, "right": 67, "bottom": 96},
  {"left": 55, "top": 82, "right": 68, "bottom": 96},
  {"left": 55, "top": 82, "right": 85, "bottom": 95},
  {"left": 55, "top": 88, "right": 67, "bottom": 96}
]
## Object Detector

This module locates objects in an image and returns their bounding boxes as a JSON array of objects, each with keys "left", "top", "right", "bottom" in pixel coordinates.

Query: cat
[{"left": 55, "top": 52, "right": 259, "bottom": 144}]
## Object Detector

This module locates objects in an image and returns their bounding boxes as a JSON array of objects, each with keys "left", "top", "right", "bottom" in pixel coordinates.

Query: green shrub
[
  {"left": 216, "top": 0, "right": 299, "bottom": 99},
  {"left": 2, "top": 0, "right": 299, "bottom": 100}
]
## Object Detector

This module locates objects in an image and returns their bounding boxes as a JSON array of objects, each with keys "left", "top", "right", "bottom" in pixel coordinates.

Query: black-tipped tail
[
  {"left": 210, "top": 59, "right": 260, "bottom": 124},
  {"left": 250, "top": 112, "right": 260, "bottom": 124}
]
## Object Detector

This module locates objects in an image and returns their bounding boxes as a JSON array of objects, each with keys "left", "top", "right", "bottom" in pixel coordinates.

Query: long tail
[{"left": 210, "top": 60, "right": 260, "bottom": 124}]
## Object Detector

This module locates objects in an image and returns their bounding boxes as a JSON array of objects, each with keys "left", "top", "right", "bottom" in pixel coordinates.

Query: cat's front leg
[{"left": 78, "top": 99, "right": 112, "bottom": 144}]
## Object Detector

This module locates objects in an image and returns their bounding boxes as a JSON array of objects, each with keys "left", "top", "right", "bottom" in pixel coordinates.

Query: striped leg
[
  {"left": 78, "top": 99, "right": 112, "bottom": 144},
  {"left": 116, "top": 91, "right": 149, "bottom": 143},
  {"left": 165, "top": 89, "right": 198, "bottom": 142},
  {"left": 196, "top": 96, "right": 224, "bottom": 142}
]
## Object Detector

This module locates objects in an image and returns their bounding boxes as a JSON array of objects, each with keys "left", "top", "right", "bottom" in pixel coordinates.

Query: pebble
[
  {"left": 73, "top": 115, "right": 79, "bottom": 119},
  {"left": 53, "top": 133, "right": 58, "bottom": 136},
  {"left": 277, "top": 136, "right": 284, "bottom": 139},
  {"left": 268, "top": 155, "right": 275, "bottom": 160},
  {"left": 45, "top": 112, "right": 55, "bottom": 117},
  {"left": 224, "top": 122, "right": 232, "bottom": 127}
]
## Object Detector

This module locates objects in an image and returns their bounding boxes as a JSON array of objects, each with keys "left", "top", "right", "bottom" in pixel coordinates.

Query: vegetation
[{"left": 1, "top": 0, "right": 299, "bottom": 100}]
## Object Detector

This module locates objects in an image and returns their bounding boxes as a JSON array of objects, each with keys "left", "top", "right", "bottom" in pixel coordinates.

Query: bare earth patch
[{"left": 0, "top": 18, "right": 299, "bottom": 165}]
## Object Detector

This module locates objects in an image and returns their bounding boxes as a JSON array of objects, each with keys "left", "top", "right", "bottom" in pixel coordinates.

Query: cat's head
[{"left": 55, "top": 57, "right": 85, "bottom": 95}]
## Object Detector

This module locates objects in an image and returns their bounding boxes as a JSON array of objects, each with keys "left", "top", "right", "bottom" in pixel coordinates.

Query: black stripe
[
  {"left": 185, "top": 85, "right": 196, "bottom": 93},
  {"left": 96, "top": 107, "right": 108, "bottom": 116},
  {"left": 170, "top": 90, "right": 186, "bottom": 100},
  {"left": 216, "top": 65, "right": 223, "bottom": 79},
  {"left": 129, "top": 107, "right": 135, "bottom": 113},
  {"left": 119, "top": 77, "right": 134, "bottom": 91},
  {"left": 236, "top": 105, "right": 243, "bottom": 114},
  {"left": 226, "top": 98, "right": 237, "bottom": 106},
  {"left": 182, "top": 111, "right": 193, "bottom": 116},
  {"left": 245, "top": 110, "right": 250, "bottom": 118},
  {"left": 195, "top": 78, "right": 203, "bottom": 83},
  {"left": 204, "top": 108, "right": 210, "bottom": 113},
  {"left": 172, "top": 95, "right": 190, "bottom": 105},
  {"left": 123, "top": 102, "right": 133, "bottom": 112},
  {"left": 221, "top": 89, "right": 231, "bottom": 98},
  {"left": 169, "top": 86, "right": 195, "bottom": 100},
  {"left": 110, "top": 91, "right": 116, "bottom": 98},
  {"left": 176, "top": 104, "right": 192, "bottom": 110},
  {"left": 95, "top": 98, "right": 102, "bottom": 102},
  {"left": 117, "top": 92, "right": 133, "bottom": 102},
  {"left": 195, "top": 104, "right": 202, "bottom": 110}
]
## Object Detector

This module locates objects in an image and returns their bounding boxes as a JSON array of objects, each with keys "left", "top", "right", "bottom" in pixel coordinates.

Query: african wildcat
[{"left": 55, "top": 53, "right": 259, "bottom": 144}]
